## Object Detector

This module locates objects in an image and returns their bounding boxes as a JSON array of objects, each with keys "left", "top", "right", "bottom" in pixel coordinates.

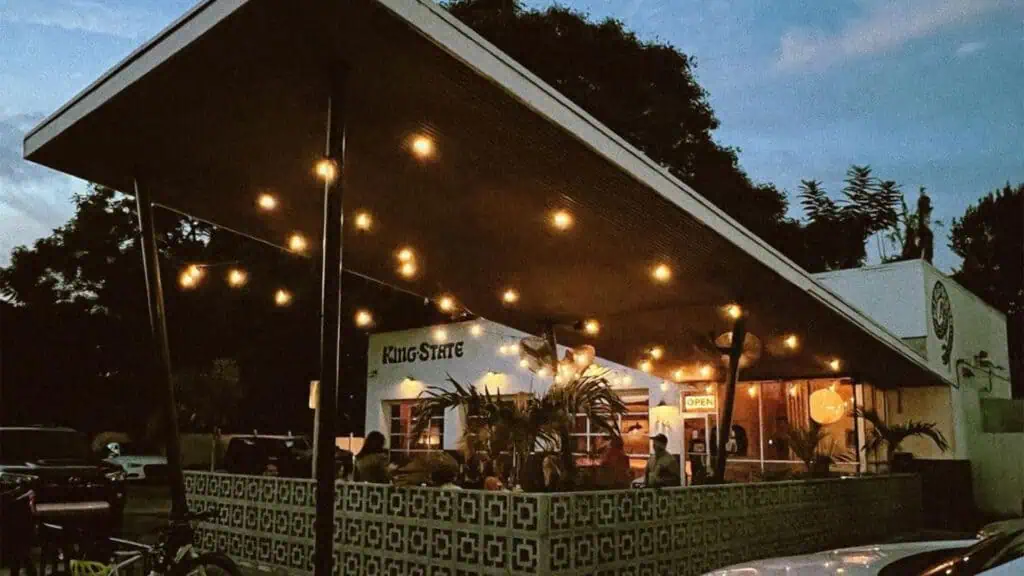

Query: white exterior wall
[
  {"left": 365, "top": 319, "right": 682, "bottom": 454},
  {"left": 815, "top": 260, "right": 928, "bottom": 340}
]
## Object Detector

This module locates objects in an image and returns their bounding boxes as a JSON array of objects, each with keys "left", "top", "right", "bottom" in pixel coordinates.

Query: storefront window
[
  {"left": 388, "top": 401, "right": 443, "bottom": 456},
  {"left": 761, "top": 381, "right": 808, "bottom": 461},
  {"left": 571, "top": 390, "right": 649, "bottom": 477},
  {"left": 717, "top": 382, "right": 761, "bottom": 461},
  {"left": 809, "top": 380, "right": 856, "bottom": 465}
]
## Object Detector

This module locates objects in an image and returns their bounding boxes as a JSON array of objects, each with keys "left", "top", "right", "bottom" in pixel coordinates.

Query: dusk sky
[{"left": 2, "top": 0, "right": 1022, "bottom": 271}]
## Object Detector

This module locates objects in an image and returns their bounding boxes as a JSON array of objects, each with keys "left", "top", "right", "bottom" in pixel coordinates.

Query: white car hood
[{"left": 708, "top": 540, "right": 976, "bottom": 576}]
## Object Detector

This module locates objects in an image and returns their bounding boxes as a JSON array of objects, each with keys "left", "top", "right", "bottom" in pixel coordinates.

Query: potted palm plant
[
  {"left": 853, "top": 408, "right": 949, "bottom": 472},
  {"left": 781, "top": 422, "right": 853, "bottom": 477},
  {"left": 412, "top": 368, "right": 626, "bottom": 490}
]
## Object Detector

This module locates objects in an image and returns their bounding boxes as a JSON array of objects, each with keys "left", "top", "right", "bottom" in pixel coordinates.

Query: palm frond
[{"left": 799, "top": 180, "right": 839, "bottom": 222}]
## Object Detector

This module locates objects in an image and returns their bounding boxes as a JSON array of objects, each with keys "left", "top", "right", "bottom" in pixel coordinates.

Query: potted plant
[
  {"left": 853, "top": 408, "right": 949, "bottom": 473},
  {"left": 781, "top": 422, "right": 853, "bottom": 478}
]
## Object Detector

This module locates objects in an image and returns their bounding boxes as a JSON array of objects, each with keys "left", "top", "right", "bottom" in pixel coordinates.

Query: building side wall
[{"left": 813, "top": 260, "right": 928, "bottom": 340}]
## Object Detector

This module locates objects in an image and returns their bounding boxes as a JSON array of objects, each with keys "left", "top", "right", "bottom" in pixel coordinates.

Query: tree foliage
[
  {"left": 949, "top": 183, "right": 1023, "bottom": 315},
  {"left": 854, "top": 408, "right": 949, "bottom": 471}
]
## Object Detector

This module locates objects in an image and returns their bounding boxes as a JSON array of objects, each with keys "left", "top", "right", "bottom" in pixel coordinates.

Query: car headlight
[{"left": 105, "top": 470, "right": 127, "bottom": 482}]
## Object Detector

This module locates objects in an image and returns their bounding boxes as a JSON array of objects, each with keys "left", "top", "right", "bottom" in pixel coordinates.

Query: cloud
[
  {"left": 0, "top": 113, "right": 78, "bottom": 265},
  {"left": 955, "top": 41, "right": 986, "bottom": 55},
  {"left": 776, "top": 0, "right": 1013, "bottom": 71},
  {"left": 0, "top": 0, "right": 151, "bottom": 40}
]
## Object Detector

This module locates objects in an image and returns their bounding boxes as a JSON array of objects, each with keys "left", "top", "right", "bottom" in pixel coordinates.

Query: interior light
[
  {"left": 437, "top": 295, "right": 456, "bottom": 313},
  {"left": 649, "top": 346, "right": 664, "bottom": 360},
  {"left": 726, "top": 304, "right": 743, "bottom": 320},
  {"left": 399, "top": 261, "right": 417, "bottom": 278},
  {"left": 784, "top": 334, "right": 799, "bottom": 350},
  {"left": 288, "top": 233, "right": 308, "bottom": 253},
  {"left": 354, "top": 212, "right": 372, "bottom": 231},
  {"left": 433, "top": 327, "right": 448, "bottom": 342},
  {"left": 652, "top": 263, "right": 672, "bottom": 282},
  {"left": 274, "top": 289, "right": 293, "bottom": 307},
  {"left": 397, "top": 247, "right": 414, "bottom": 263},
  {"left": 829, "top": 358, "right": 842, "bottom": 372},
  {"left": 469, "top": 324, "right": 483, "bottom": 337},
  {"left": 788, "top": 385, "right": 798, "bottom": 398},
  {"left": 227, "top": 268, "right": 248, "bottom": 288},
  {"left": 355, "top": 309, "right": 373, "bottom": 328},
  {"left": 583, "top": 319, "right": 600, "bottom": 335},
  {"left": 502, "top": 289, "right": 519, "bottom": 304},
  {"left": 551, "top": 210, "right": 573, "bottom": 231},
  {"left": 699, "top": 364, "right": 713, "bottom": 379},
  {"left": 257, "top": 193, "right": 277, "bottom": 211},
  {"left": 411, "top": 135, "right": 435, "bottom": 159},
  {"left": 748, "top": 385, "right": 758, "bottom": 398},
  {"left": 315, "top": 158, "right": 338, "bottom": 182},
  {"left": 639, "top": 359, "right": 653, "bottom": 373}
]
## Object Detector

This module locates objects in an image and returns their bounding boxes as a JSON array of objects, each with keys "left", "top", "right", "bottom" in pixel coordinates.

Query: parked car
[
  {"left": 222, "top": 435, "right": 313, "bottom": 477},
  {"left": 706, "top": 527, "right": 1024, "bottom": 575},
  {"left": 0, "top": 426, "right": 126, "bottom": 534},
  {"left": 103, "top": 441, "right": 168, "bottom": 483},
  {"left": 1, "top": 472, "right": 37, "bottom": 573}
]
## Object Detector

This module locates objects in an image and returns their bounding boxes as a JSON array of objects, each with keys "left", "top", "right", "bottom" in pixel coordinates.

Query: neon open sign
[{"left": 684, "top": 395, "right": 716, "bottom": 411}]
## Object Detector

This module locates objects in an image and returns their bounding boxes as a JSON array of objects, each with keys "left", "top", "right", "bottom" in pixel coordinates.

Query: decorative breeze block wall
[{"left": 184, "top": 472, "right": 921, "bottom": 576}]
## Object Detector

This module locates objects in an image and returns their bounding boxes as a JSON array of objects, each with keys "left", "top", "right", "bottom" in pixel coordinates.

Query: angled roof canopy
[{"left": 24, "top": 0, "right": 951, "bottom": 388}]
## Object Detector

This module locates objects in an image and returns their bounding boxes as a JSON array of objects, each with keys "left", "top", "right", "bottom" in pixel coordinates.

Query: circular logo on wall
[{"left": 931, "top": 281, "right": 953, "bottom": 368}]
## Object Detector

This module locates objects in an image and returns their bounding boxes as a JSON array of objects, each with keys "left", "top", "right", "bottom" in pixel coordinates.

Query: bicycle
[{"left": 41, "top": 510, "right": 241, "bottom": 576}]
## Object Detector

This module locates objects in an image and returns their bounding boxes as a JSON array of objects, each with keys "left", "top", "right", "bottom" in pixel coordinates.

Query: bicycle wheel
[{"left": 174, "top": 552, "right": 241, "bottom": 576}]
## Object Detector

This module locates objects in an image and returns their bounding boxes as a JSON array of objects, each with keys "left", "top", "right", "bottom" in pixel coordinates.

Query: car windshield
[
  {"left": 0, "top": 429, "right": 91, "bottom": 462},
  {"left": 917, "top": 529, "right": 1024, "bottom": 575}
]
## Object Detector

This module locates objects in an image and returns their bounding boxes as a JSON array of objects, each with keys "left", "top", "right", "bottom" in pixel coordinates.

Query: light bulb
[
  {"left": 829, "top": 358, "right": 842, "bottom": 372},
  {"left": 537, "top": 366, "right": 551, "bottom": 378},
  {"left": 469, "top": 324, "right": 483, "bottom": 337},
  {"left": 649, "top": 346, "right": 664, "bottom": 360},
  {"left": 178, "top": 270, "right": 197, "bottom": 289},
  {"left": 784, "top": 334, "right": 799, "bottom": 350},
  {"left": 399, "top": 261, "right": 417, "bottom": 278},
  {"left": 672, "top": 369, "right": 685, "bottom": 382},
  {"left": 227, "top": 268, "right": 247, "bottom": 287},
  {"left": 639, "top": 359, "right": 653, "bottom": 373},
  {"left": 397, "top": 247, "right": 414, "bottom": 263},
  {"left": 315, "top": 158, "right": 338, "bottom": 182},
  {"left": 257, "top": 193, "right": 277, "bottom": 211},
  {"left": 274, "top": 289, "right": 293, "bottom": 306},
  {"left": 432, "top": 327, "right": 447, "bottom": 342},
  {"left": 705, "top": 384, "right": 713, "bottom": 394},
  {"left": 726, "top": 304, "right": 742, "bottom": 320},
  {"left": 502, "top": 289, "right": 519, "bottom": 304},
  {"left": 186, "top": 264, "right": 203, "bottom": 279},
  {"left": 583, "top": 319, "right": 600, "bottom": 335},
  {"left": 355, "top": 309, "right": 373, "bottom": 328},
  {"left": 652, "top": 263, "right": 671, "bottom": 282},
  {"left": 288, "top": 233, "right": 308, "bottom": 253},
  {"left": 519, "top": 359, "right": 529, "bottom": 369},
  {"left": 699, "top": 364, "right": 713, "bottom": 379},
  {"left": 748, "top": 385, "right": 758, "bottom": 398},
  {"left": 411, "top": 135, "right": 435, "bottom": 159},
  {"left": 354, "top": 212, "right": 372, "bottom": 231},
  {"left": 508, "top": 343, "right": 520, "bottom": 354},
  {"left": 551, "top": 210, "right": 573, "bottom": 231},
  {"left": 437, "top": 295, "right": 456, "bottom": 312}
]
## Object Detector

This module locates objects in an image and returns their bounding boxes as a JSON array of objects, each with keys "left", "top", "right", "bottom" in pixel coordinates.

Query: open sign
[{"left": 684, "top": 395, "right": 716, "bottom": 412}]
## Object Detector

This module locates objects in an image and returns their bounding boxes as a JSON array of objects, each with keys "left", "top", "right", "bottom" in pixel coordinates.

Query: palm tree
[
  {"left": 412, "top": 368, "right": 626, "bottom": 488},
  {"left": 854, "top": 408, "right": 949, "bottom": 472},
  {"left": 782, "top": 421, "right": 829, "bottom": 474}
]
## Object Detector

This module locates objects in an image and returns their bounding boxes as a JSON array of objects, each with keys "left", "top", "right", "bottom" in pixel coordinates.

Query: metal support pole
[
  {"left": 133, "top": 180, "right": 187, "bottom": 519},
  {"left": 313, "top": 70, "right": 347, "bottom": 576},
  {"left": 713, "top": 316, "right": 746, "bottom": 483}
]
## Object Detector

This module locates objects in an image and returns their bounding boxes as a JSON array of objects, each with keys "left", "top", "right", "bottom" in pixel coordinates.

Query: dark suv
[{"left": 0, "top": 426, "right": 127, "bottom": 534}]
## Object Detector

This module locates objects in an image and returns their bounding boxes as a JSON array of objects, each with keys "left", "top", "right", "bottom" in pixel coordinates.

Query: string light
[
  {"left": 499, "top": 344, "right": 509, "bottom": 355},
  {"left": 399, "top": 261, "right": 417, "bottom": 279},
  {"left": 551, "top": 210, "right": 573, "bottom": 231},
  {"left": 829, "top": 358, "right": 842, "bottom": 372},
  {"left": 508, "top": 343, "right": 520, "bottom": 354},
  {"left": 519, "top": 359, "right": 529, "bottom": 369},
  {"left": 672, "top": 368, "right": 685, "bottom": 382},
  {"left": 660, "top": 381, "right": 669, "bottom": 392},
  {"left": 469, "top": 324, "right": 483, "bottom": 337},
  {"left": 502, "top": 289, "right": 519, "bottom": 304},
  {"left": 411, "top": 135, "right": 435, "bottom": 159},
  {"left": 651, "top": 263, "right": 672, "bottom": 282},
  {"left": 315, "top": 158, "right": 337, "bottom": 182},
  {"left": 257, "top": 193, "right": 277, "bottom": 211},
  {"left": 639, "top": 359, "right": 653, "bottom": 373},
  {"left": 227, "top": 268, "right": 248, "bottom": 288},
  {"left": 274, "top": 289, "right": 293, "bottom": 307},
  {"left": 726, "top": 304, "right": 743, "bottom": 320},
  {"left": 354, "top": 212, "right": 372, "bottom": 231},
  {"left": 186, "top": 264, "right": 203, "bottom": 279},
  {"left": 748, "top": 385, "right": 758, "bottom": 398},
  {"left": 622, "top": 376, "right": 633, "bottom": 386},
  {"left": 705, "top": 384, "right": 713, "bottom": 394},
  {"left": 355, "top": 309, "right": 373, "bottom": 328},
  {"left": 537, "top": 366, "right": 551, "bottom": 378},
  {"left": 583, "top": 319, "right": 600, "bottom": 335},
  {"left": 432, "top": 327, "right": 448, "bottom": 342},
  {"left": 437, "top": 295, "right": 456, "bottom": 313},
  {"left": 397, "top": 247, "right": 414, "bottom": 263},
  {"left": 699, "top": 364, "right": 713, "bottom": 379},
  {"left": 649, "top": 346, "right": 664, "bottom": 360},
  {"left": 784, "top": 334, "right": 799, "bottom": 350},
  {"left": 288, "top": 233, "right": 308, "bottom": 253},
  {"left": 178, "top": 270, "right": 197, "bottom": 289}
]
